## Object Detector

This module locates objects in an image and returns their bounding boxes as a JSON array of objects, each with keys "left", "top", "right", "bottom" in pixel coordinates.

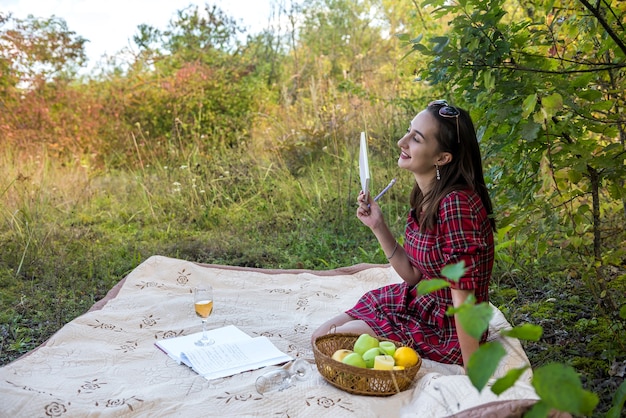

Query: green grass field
[{"left": 0, "top": 144, "right": 624, "bottom": 416}]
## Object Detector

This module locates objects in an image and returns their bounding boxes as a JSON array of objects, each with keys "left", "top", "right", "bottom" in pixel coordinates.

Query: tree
[
  {"left": 0, "top": 13, "right": 96, "bottom": 154},
  {"left": 0, "top": 12, "right": 87, "bottom": 87},
  {"left": 95, "top": 4, "right": 264, "bottom": 154},
  {"left": 406, "top": 0, "right": 625, "bottom": 311},
  {"left": 404, "top": 0, "right": 626, "bottom": 414}
]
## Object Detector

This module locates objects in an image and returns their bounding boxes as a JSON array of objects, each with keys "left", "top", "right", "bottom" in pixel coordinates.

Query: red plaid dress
[{"left": 346, "top": 189, "right": 494, "bottom": 365}]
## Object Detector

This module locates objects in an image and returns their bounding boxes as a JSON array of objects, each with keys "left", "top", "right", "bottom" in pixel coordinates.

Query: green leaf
[
  {"left": 521, "top": 94, "right": 537, "bottom": 118},
  {"left": 591, "top": 100, "right": 615, "bottom": 112},
  {"left": 525, "top": 401, "right": 551, "bottom": 418},
  {"left": 532, "top": 363, "right": 599, "bottom": 415},
  {"left": 619, "top": 304, "right": 626, "bottom": 320},
  {"left": 542, "top": 93, "right": 563, "bottom": 110},
  {"left": 501, "top": 323, "right": 543, "bottom": 341},
  {"left": 430, "top": 36, "right": 450, "bottom": 53},
  {"left": 567, "top": 169, "right": 582, "bottom": 183},
  {"left": 520, "top": 121, "right": 541, "bottom": 141},
  {"left": 576, "top": 89, "right": 603, "bottom": 101},
  {"left": 417, "top": 279, "right": 450, "bottom": 295},
  {"left": 451, "top": 302, "right": 494, "bottom": 340},
  {"left": 396, "top": 33, "right": 411, "bottom": 42},
  {"left": 577, "top": 204, "right": 590, "bottom": 216},
  {"left": 491, "top": 366, "right": 530, "bottom": 395},
  {"left": 440, "top": 261, "right": 466, "bottom": 282},
  {"left": 495, "top": 239, "right": 514, "bottom": 251},
  {"left": 467, "top": 342, "right": 507, "bottom": 392},
  {"left": 533, "top": 110, "right": 546, "bottom": 125},
  {"left": 607, "top": 379, "right": 626, "bottom": 418},
  {"left": 496, "top": 252, "right": 514, "bottom": 263},
  {"left": 569, "top": 73, "right": 594, "bottom": 88},
  {"left": 541, "top": 93, "right": 563, "bottom": 119},
  {"left": 410, "top": 34, "right": 423, "bottom": 44},
  {"left": 411, "top": 43, "right": 429, "bottom": 54},
  {"left": 483, "top": 70, "right": 494, "bottom": 90}
]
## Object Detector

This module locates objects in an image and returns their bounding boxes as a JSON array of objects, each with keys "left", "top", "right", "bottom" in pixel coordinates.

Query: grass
[
  {"left": 0, "top": 141, "right": 402, "bottom": 360},
  {"left": 0, "top": 138, "right": 624, "bottom": 416}
]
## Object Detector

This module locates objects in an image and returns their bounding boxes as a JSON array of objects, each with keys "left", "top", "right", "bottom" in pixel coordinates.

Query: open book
[{"left": 155, "top": 325, "right": 292, "bottom": 380}]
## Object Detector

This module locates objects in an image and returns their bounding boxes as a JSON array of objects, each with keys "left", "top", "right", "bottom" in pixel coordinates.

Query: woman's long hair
[{"left": 409, "top": 104, "right": 496, "bottom": 232}]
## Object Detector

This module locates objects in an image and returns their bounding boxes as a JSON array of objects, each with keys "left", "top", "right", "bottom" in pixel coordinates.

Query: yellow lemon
[
  {"left": 393, "top": 346, "right": 419, "bottom": 368},
  {"left": 393, "top": 365, "right": 405, "bottom": 371}
]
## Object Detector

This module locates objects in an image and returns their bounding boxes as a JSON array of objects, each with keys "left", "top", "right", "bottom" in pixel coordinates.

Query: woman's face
[{"left": 397, "top": 110, "right": 443, "bottom": 178}]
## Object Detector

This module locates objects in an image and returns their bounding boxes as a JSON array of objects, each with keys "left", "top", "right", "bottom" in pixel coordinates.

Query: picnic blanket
[{"left": 0, "top": 255, "right": 552, "bottom": 417}]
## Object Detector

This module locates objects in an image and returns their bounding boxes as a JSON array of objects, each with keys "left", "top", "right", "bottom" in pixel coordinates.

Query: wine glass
[
  {"left": 193, "top": 285, "right": 214, "bottom": 346},
  {"left": 255, "top": 358, "right": 311, "bottom": 395}
]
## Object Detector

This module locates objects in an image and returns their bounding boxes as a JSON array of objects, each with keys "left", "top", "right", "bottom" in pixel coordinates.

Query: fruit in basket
[
  {"left": 394, "top": 346, "right": 419, "bottom": 368},
  {"left": 373, "top": 355, "right": 395, "bottom": 370},
  {"left": 378, "top": 341, "right": 396, "bottom": 356},
  {"left": 353, "top": 333, "right": 379, "bottom": 355},
  {"left": 342, "top": 352, "right": 366, "bottom": 368},
  {"left": 331, "top": 349, "right": 353, "bottom": 362},
  {"left": 362, "top": 347, "right": 383, "bottom": 368}
]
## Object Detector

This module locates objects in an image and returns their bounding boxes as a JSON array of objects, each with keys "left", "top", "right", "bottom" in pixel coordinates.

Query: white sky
[{"left": 3, "top": 0, "right": 272, "bottom": 70}]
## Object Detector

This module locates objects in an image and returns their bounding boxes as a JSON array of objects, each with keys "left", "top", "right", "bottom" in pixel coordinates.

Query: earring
[{"left": 436, "top": 165, "right": 441, "bottom": 181}]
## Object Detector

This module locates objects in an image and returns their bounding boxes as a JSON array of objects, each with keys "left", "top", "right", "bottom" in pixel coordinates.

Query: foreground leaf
[
  {"left": 533, "top": 363, "right": 599, "bottom": 415},
  {"left": 491, "top": 366, "right": 529, "bottom": 395},
  {"left": 416, "top": 279, "right": 449, "bottom": 295},
  {"left": 440, "top": 261, "right": 466, "bottom": 282},
  {"left": 451, "top": 302, "right": 493, "bottom": 340},
  {"left": 607, "top": 379, "right": 626, "bottom": 418},
  {"left": 524, "top": 401, "right": 551, "bottom": 418},
  {"left": 501, "top": 323, "right": 543, "bottom": 341},
  {"left": 467, "top": 341, "right": 506, "bottom": 392}
]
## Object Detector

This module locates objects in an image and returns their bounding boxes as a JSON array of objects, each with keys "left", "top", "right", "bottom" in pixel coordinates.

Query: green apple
[
  {"left": 362, "top": 347, "right": 382, "bottom": 368},
  {"left": 353, "top": 333, "right": 379, "bottom": 355},
  {"left": 373, "top": 354, "right": 395, "bottom": 370},
  {"left": 342, "top": 352, "right": 366, "bottom": 368},
  {"left": 331, "top": 349, "right": 353, "bottom": 362},
  {"left": 378, "top": 341, "right": 397, "bottom": 356}
]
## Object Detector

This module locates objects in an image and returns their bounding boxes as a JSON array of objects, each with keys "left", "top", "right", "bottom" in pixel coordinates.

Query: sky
[{"left": 3, "top": 0, "right": 272, "bottom": 70}]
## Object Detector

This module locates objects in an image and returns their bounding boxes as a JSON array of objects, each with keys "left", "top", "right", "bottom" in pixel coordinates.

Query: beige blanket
[{"left": 1, "top": 255, "right": 543, "bottom": 417}]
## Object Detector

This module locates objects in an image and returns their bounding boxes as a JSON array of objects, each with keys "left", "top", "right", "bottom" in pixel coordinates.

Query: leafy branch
[
  {"left": 417, "top": 262, "right": 599, "bottom": 416},
  {"left": 578, "top": 0, "right": 626, "bottom": 57}
]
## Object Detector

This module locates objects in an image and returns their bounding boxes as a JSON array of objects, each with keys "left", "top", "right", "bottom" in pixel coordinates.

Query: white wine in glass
[{"left": 194, "top": 285, "right": 214, "bottom": 346}]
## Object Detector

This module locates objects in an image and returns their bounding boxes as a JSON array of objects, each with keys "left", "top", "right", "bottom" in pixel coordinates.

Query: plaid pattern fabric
[{"left": 346, "top": 190, "right": 494, "bottom": 365}]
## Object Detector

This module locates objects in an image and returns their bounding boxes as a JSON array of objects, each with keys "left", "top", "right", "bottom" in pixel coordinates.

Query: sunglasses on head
[{"left": 428, "top": 100, "right": 460, "bottom": 143}]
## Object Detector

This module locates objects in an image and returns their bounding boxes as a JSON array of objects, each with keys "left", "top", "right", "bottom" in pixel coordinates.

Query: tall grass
[
  {"left": 0, "top": 82, "right": 445, "bottom": 364},
  {"left": 1, "top": 105, "right": 624, "bottom": 418},
  {"left": 0, "top": 95, "right": 413, "bottom": 363}
]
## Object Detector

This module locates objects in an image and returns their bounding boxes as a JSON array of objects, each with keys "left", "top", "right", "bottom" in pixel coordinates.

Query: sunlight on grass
[{"left": 0, "top": 133, "right": 407, "bottom": 364}]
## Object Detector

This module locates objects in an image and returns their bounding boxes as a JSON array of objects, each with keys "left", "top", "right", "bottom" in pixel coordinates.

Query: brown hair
[{"left": 409, "top": 104, "right": 495, "bottom": 231}]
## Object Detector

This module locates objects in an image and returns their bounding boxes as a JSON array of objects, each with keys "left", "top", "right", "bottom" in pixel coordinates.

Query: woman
[{"left": 311, "top": 100, "right": 495, "bottom": 369}]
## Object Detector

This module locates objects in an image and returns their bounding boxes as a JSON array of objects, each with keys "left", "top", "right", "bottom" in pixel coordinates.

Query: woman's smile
[{"left": 396, "top": 110, "right": 443, "bottom": 179}]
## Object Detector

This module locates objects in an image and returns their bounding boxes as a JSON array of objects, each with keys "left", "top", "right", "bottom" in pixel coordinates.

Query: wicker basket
[{"left": 313, "top": 333, "right": 421, "bottom": 396}]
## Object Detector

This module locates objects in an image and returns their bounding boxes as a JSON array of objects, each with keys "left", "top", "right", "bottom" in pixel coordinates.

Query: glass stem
[{"left": 202, "top": 319, "right": 207, "bottom": 341}]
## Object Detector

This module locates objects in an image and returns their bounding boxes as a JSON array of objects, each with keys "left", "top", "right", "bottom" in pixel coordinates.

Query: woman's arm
[
  {"left": 450, "top": 287, "right": 479, "bottom": 371},
  {"left": 370, "top": 226, "right": 423, "bottom": 286},
  {"left": 356, "top": 192, "right": 423, "bottom": 285}
]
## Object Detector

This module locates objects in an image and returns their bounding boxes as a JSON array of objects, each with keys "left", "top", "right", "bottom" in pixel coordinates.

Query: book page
[
  {"left": 181, "top": 336, "right": 292, "bottom": 380},
  {"left": 359, "top": 132, "right": 370, "bottom": 195},
  {"left": 155, "top": 325, "right": 251, "bottom": 364}
]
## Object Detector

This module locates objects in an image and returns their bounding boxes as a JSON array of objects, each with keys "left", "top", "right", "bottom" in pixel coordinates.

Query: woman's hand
[
  {"left": 356, "top": 190, "right": 384, "bottom": 230},
  {"left": 356, "top": 189, "right": 422, "bottom": 285}
]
